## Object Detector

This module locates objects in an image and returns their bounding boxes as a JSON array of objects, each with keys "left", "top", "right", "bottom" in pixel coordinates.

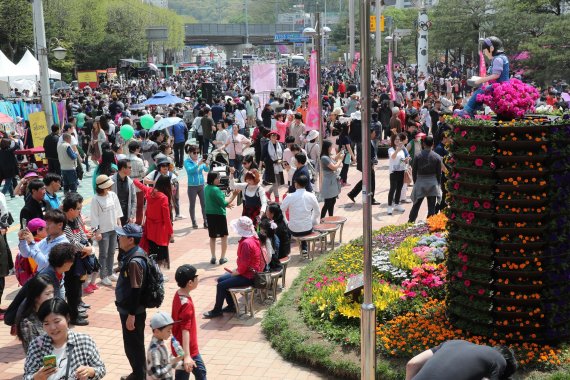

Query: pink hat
[
  {"left": 24, "top": 171, "right": 39, "bottom": 179},
  {"left": 27, "top": 218, "right": 46, "bottom": 233},
  {"left": 416, "top": 132, "right": 427, "bottom": 139}
]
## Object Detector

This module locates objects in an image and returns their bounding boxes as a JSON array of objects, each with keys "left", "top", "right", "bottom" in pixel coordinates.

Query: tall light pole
[
  {"left": 359, "top": 0, "right": 376, "bottom": 378},
  {"left": 31, "top": 0, "right": 53, "bottom": 127},
  {"left": 348, "top": 0, "right": 355, "bottom": 70},
  {"left": 244, "top": 0, "right": 250, "bottom": 48},
  {"left": 416, "top": 0, "right": 429, "bottom": 77},
  {"left": 375, "top": 0, "right": 383, "bottom": 62}
]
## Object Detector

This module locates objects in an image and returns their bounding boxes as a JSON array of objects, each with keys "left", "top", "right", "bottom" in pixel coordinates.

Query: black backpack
[{"left": 126, "top": 253, "right": 165, "bottom": 309}]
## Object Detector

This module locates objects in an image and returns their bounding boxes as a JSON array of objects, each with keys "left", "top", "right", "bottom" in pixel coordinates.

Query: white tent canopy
[
  {"left": 0, "top": 49, "right": 61, "bottom": 93},
  {"left": 16, "top": 50, "right": 61, "bottom": 80}
]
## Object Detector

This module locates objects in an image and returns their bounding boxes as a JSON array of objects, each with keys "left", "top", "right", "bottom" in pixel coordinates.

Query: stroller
[{"left": 208, "top": 148, "right": 231, "bottom": 192}]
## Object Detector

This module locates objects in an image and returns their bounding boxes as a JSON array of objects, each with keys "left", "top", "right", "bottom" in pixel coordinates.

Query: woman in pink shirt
[
  {"left": 275, "top": 113, "right": 292, "bottom": 143},
  {"left": 203, "top": 216, "right": 264, "bottom": 318}
]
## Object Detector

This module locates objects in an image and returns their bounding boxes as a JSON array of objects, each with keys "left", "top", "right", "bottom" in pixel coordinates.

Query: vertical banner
[
  {"left": 305, "top": 51, "right": 319, "bottom": 131},
  {"left": 479, "top": 51, "right": 486, "bottom": 78},
  {"left": 387, "top": 51, "right": 396, "bottom": 101},
  {"left": 250, "top": 63, "right": 277, "bottom": 93},
  {"left": 350, "top": 52, "right": 360, "bottom": 76}
]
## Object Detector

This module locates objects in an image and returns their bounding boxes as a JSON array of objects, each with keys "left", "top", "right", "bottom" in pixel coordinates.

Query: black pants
[
  {"left": 47, "top": 159, "right": 61, "bottom": 175},
  {"left": 339, "top": 163, "right": 350, "bottom": 182},
  {"left": 388, "top": 171, "right": 405, "bottom": 206},
  {"left": 408, "top": 196, "right": 437, "bottom": 223},
  {"left": 0, "top": 277, "right": 5, "bottom": 305},
  {"left": 173, "top": 141, "right": 185, "bottom": 168},
  {"left": 321, "top": 197, "right": 337, "bottom": 218},
  {"left": 196, "top": 135, "right": 204, "bottom": 155},
  {"left": 290, "top": 228, "right": 313, "bottom": 252},
  {"left": 63, "top": 274, "right": 83, "bottom": 320},
  {"left": 120, "top": 312, "right": 146, "bottom": 380},
  {"left": 348, "top": 169, "right": 376, "bottom": 201}
]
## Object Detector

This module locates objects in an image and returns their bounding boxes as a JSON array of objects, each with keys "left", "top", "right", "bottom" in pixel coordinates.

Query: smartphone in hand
[{"left": 43, "top": 355, "right": 57, "bottom": 368}]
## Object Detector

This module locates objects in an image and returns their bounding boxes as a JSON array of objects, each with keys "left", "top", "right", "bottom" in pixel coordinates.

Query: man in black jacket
[
  {"left": 408, "top": 136, "right": 443, "bottom": 223},
  {"left": 20, "top": 180, "right": 47, "bottom": 229},
  {"left": 43, "top": 124, "right": 61, "bottom": 175},
  {"left": 347, "top": 127, "right": 380, "bottom": 205},
  {"left": 288, "top": 153, "right": 313, "bottom": 193}
]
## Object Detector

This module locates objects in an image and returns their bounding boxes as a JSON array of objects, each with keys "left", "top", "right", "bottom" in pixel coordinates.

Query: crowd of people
[{"left": 2, "top": 36, "right": 562, "bottom": 377}]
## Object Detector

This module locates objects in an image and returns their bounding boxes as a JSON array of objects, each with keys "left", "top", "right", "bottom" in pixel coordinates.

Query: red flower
[
  {"left": 473, "top": 201, "right": 480, "bottom": 208},
  {"left": 464, "top": 280, "right": 471, "bottom": 287},
  {"left": 470, "top": 145, "right": 477, "bottom": 153},
  {"left": 474, "top": 158, "right": 484, "bottom": 167},
  {"left": 453, "top": 183, "right": 460, "bottom": 190},
  {"left": 483, "top": 201, "right": 492, "bottom": 209},
  {"left": 478, "top": 289, "right": 485, "bottom": 295}
]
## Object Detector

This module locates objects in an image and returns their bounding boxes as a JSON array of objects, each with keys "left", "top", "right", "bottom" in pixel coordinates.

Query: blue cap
[{"left": 114, "top": 223, "right": 143, "bottom": 238}]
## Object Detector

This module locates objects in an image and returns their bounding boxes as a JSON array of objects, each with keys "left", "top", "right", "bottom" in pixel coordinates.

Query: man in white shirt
[{"left": 280, "top": 174, "right": 319, "bottom": 256}]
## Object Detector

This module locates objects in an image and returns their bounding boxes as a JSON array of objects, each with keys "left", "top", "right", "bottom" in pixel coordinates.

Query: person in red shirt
[
  {"left": 134, "top": 176, "right": 173, "bottom": 270},
  {"left": 203, "top": 216, "right": 265, "bottom": 319},
  {"left": 337, "top": 80, "right": 346, "bottom": 97},
  {"left": 172, "top": 265, "right": 206, "bottom": 380}
]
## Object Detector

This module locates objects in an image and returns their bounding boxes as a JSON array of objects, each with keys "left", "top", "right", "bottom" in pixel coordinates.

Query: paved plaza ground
[{"left": 0, "top": 157, "right": 426, "bottom": 379}]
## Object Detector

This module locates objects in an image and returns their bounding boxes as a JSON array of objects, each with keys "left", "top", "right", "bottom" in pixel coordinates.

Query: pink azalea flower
[
  {"left": 464, "top": 280, "right": 471, "bottom": 287},
  {"left": 470, "top": 145, "right": 477, "bottom": 153},
  {"left": 474, "top": 158, "right": 484, "bottom": 167}
]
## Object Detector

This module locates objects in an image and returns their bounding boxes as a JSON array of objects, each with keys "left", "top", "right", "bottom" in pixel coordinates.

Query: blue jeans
[
  {"left": 98, "top": 230, "right": 117, "bottom": 278},
  {"left": 2, "top": 177, "right": 14, "bottom": 197},
  {"left": 174, "top": 354, "right": 207, "bottom": 380},
  {"left": 229, "top": 158, "right": 242, "bottom": 179},
  {"left": 213, "top": 273, "right": 253, "bottom": 312},
  {"left": 464, "top": 87, "right": 486, "bottom": 116},
  {"left": 61, "top": 169, "right": 78, "bottom": 193}
]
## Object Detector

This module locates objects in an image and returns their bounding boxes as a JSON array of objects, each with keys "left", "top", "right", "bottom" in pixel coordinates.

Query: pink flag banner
[
  {"left": 479, "top": 51, "right": 486, "bottom": 77},
  {"left": 350, "top": 52, "right": 360, "bottom": 76},
  {"left": 387, "top": 51, "right": 396, "bottom": 101},
  {"left": 305, "top": 51, "right": 320, "bottom": 131}
]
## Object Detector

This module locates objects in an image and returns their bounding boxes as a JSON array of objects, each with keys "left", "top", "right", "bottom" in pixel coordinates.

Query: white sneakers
[
  {"left": 394, "top": 205, "right": 406, "bottom": 212},
  {"left": 100, "top": 277, "right": 113, "bottom": 286},
  {"left": 109, "top": 273, "right": 119, "bottom": 282},
  {"left": 387, "top": 206, "right": 394, "bottom": 215}
]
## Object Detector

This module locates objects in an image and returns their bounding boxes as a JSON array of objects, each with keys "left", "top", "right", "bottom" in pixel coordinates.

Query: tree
[{"left": 0, "top": 0, "right": 33, "bottom": 61}]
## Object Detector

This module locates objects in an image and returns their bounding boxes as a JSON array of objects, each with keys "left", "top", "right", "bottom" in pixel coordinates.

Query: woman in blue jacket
[{"left": 184, "top": 144, "right": 209, "bottom": 229}]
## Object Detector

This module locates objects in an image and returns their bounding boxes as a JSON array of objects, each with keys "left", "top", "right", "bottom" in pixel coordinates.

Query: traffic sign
[
  {"left": 274, "top": 33, "right": 309, "bottom": 43},
  {"left": 370, "top": 15, "right": 385, "bottom": 33}
]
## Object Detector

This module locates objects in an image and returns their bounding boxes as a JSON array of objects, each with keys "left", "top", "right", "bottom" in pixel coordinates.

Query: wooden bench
[
  {"left": 228, "top": 286, "right": 254, "bottom": 318},
  {"left": 321, "top": 216, "right": 348, "bottom": 243}
]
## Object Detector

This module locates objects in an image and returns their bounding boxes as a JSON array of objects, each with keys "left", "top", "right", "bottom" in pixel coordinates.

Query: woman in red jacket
[
  {"left": 134, "top": 175, "right": 173, "bottom": 269},
  {"left": 203, "top": 216, "right": 265, "bottom": 318}
]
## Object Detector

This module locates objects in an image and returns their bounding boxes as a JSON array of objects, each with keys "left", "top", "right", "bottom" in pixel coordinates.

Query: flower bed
[
  {"left": 263, "top": 216, "right": 570, "bottom": 379},
  {"left": 445, "top": 115, "right": 570, "bottom": 344}
]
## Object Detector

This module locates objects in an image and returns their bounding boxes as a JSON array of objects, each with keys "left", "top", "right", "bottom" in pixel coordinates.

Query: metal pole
[
  {"left": 417, "top": 0, "right": 429, "bottom": 77},
  {"left": 375, "top": 0, "right": 383, "bottom": 62},
  {"left": 349, "top": 0, "right": 355, "bottom": 74},
  {"left": 359, "top": 0, "right": 376, "bottom": 378},
  {"left": 245, "top": 0, "right": 249, "bottom": 46},
  {"left": 31, "top": 0, "right": 53, "bottom": 127},
  {"left": 315, "top": 11, "right": 324, "bottom": 194}
]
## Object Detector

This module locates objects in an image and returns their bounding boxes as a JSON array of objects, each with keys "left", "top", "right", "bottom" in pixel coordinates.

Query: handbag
[{"left": 252, "top": 252, "right": 272, "bottom": 290}]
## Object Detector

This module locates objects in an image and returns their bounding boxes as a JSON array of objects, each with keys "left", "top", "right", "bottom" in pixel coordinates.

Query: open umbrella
[
  {"left": 0, "top": 113, "right": 14, "bottom": 123},
  {"left": 150, "top": 117, "right": 183, "bottom": 132},
  {"left": 143, "top": 91, "right": 187, "bottom": 105}
]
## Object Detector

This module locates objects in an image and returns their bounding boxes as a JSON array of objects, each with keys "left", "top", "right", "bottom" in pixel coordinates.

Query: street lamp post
[
  {"left": 30, "top": 0, "right": 67, "bottom": 128},
  {"left": 359, "top": 0, "right": 376, "bottom": 378}
]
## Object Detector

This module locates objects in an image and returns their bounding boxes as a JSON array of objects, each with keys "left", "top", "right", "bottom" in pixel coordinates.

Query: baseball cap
[
  {"left": 175, "top": 264, "right": 198, "bottom": 287},
  {"left": 149, "top": 311, "right": 176, "bottom": 329},
  {"left": 114, "top": 223, "right": 143, "bottom": 238},
  {"left": 27, "top": 218, "right": 46, "bottom": 233}
]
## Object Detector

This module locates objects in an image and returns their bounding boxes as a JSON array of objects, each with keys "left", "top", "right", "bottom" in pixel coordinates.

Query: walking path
[{"left": 0, "top": 158, "right": 425, "bottom": 379}]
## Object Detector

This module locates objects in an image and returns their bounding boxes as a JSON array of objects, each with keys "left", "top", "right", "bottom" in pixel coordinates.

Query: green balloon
[
  {"left": 120, "top": 125, "right": 134, "bottom": 140},
  {"left": 140, "top": 114, "right": 154, "bottom": 130}
]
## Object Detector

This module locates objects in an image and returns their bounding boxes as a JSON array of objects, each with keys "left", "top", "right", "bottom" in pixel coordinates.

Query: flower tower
[{"left": 445, "top": 83, "right": 570, "bottom": 343}]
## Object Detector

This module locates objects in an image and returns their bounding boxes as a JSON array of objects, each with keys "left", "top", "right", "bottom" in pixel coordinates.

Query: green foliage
[{"left": 0, "top": 0, "right": 33, "bottom": 61}]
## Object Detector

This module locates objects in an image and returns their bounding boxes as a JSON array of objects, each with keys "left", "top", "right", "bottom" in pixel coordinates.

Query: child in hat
[
  {"left": 172, "top": 264, "right": 207, "bottom": 379},
  {"left": 147, "top": 311, "right": 183, "bottom": 379}
]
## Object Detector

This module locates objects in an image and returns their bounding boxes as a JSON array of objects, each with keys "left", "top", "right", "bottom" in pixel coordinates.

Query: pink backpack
[{"left": 14, "top": 253, "right": 34, "bottom": 286}]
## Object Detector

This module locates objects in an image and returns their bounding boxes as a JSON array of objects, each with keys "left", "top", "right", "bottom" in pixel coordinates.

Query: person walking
[
  {"left": 57, "top": 133, "right": 79, "bottom": 193},
  {"left": 387, "top": 133, "right": 410, "bottom": 215},
  {"left": 112, "top": 159, "right": 137, "bottom": 226},
  {"left": 347, "top": 126, "right": 380, "bottom": 205},
  {"left": 114, "top": 224, "right": 148, "bottom": 380},
  {"left": 43, "top": 124, "right": 61, "bottom": 175},
  {"left": 408, "top": 136, "right": 443, "bottom": 223},
  {"left": 0, "top": 138, "right": 18, "bottom": 198}
]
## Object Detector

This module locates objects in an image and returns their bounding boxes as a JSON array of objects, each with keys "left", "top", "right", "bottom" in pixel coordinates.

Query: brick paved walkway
[{"left": 0, "top": 158, "right": 426, "bottom": 379}]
